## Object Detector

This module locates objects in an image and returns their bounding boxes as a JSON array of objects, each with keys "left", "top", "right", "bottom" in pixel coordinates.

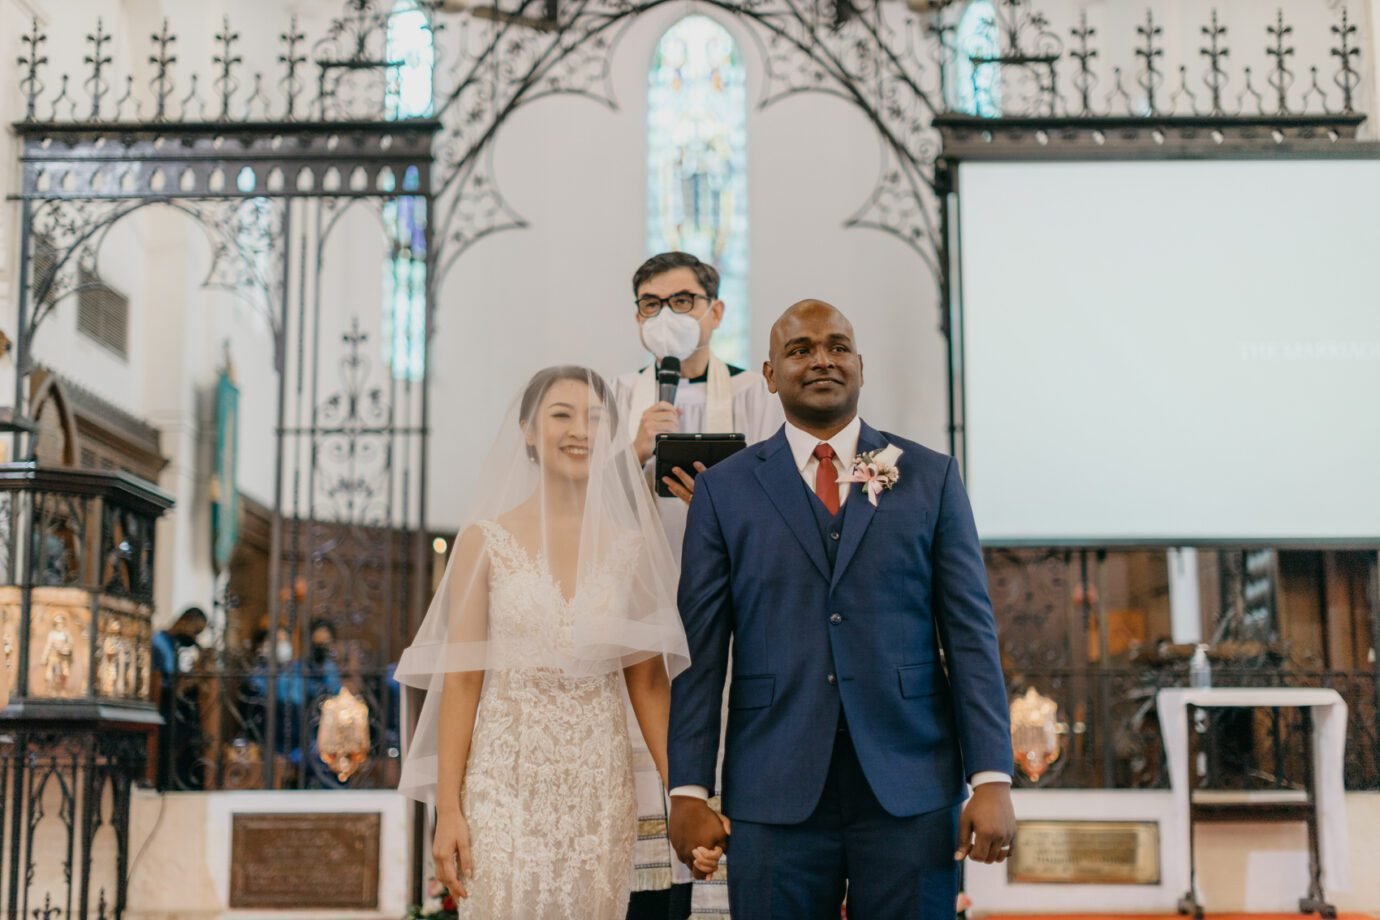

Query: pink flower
[{"left": 838, "top": 445, "right": 902, "bottom": 507}]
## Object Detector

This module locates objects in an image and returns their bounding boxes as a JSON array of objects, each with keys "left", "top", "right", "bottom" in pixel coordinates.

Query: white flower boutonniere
[{"left": 838, "top": 444, "right": 903, "bottom": 507}]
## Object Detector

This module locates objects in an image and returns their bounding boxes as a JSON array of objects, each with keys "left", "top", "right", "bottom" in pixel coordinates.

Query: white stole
[{"left": 629, "top": 356, "right": 735, "bottom": 434}]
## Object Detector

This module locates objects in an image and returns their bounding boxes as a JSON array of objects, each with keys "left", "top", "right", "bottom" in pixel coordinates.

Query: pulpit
[{"left": 0, "top": 463, "right": 174, "bottom": 919}]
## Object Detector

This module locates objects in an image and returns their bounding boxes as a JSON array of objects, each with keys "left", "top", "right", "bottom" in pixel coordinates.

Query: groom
[{"left": 667, "top": 301, "right": 1016, "bottom": 917}]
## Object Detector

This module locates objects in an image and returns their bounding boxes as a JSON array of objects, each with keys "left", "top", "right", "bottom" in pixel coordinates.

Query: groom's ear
[{"left": 762, "top": 360, "right": 778, "bottom": 394}]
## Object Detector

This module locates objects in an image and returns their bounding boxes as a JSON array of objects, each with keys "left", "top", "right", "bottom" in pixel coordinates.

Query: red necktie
[{"left": 813, "top": 443, "right": 840, "bottom": 515}]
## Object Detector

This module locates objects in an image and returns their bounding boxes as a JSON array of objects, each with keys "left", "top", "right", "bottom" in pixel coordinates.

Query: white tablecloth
[{"left": 1157, "top": 687, "right": 1349, "bottom": 892}]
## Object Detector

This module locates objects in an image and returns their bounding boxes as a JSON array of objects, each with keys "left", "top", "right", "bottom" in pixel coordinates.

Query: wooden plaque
[
  {"left": 230, "top": 812, "right": 381, "bottom": 909},
  {"left": 1007, "top": 820, "right": 1160, "bottom": 885}
]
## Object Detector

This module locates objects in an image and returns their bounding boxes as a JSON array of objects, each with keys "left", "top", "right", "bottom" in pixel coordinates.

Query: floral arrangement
[
  {"left": 838, "top": 444, "right": 902, "bottom": 507},
  {"left": 404, "top": 878, "right": 456, "bottom": 920}
]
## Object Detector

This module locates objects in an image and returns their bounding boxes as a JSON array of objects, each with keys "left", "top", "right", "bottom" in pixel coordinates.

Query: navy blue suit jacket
[{"left": 668, "top": 421, "right": 1012, "bottom": 824}]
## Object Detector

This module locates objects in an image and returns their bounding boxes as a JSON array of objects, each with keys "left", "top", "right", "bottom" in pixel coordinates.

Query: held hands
[
  {"left": 634, "top": 402, "right": 680, "bottom": 465},
  {"left": 954, "top": 782, "right": 1017, "bottom": 864},
  {"left": 691, "top": 840, "right": 727, "bottom": 878},
  {"left": 433, "top": 808, "right": 474, "bottom": 902},
  {"left": 669, "top": 796, "right": 732, "bottom": 880}
]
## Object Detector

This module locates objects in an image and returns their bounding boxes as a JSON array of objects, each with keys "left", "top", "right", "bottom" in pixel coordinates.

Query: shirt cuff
[
  {"left": 668, "top": 785, "right": 710, "bottom": 801},
  {"left": 970, "top": 771, "right": 1013, "bottom": 787}
]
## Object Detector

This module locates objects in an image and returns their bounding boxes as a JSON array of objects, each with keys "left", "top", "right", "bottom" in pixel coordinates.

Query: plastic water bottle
[{"left": 1189, "top": 643, "right": 1212, "bottom": 689}]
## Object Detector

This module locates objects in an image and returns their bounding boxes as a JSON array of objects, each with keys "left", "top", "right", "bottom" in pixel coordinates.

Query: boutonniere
[{"left": 838, "top": 444, "right": 902, "bottom": 507}]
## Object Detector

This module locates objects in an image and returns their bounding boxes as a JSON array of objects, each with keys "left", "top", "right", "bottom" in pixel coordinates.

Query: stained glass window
[
  {"left": 383, "top": 0, "right": 433, "bottom": 381},
  {"left": 646, "top": 16, "right": 750, "bottom": 368},
  {"left": 951, "top": 1, "right": 1001, "bottom": 118}
]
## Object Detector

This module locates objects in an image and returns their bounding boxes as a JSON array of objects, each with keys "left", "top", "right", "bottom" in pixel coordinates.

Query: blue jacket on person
[{"left": 668, "top": 421, "right": 1013, "bottom": 824}]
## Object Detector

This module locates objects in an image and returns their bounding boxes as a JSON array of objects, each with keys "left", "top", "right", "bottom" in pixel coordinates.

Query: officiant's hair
[
  {"left": 632, "top": 251, "right": 720, "bottom": 299},
  {"left": 519, "top": 366, "right": 619, "bottom": 431}
]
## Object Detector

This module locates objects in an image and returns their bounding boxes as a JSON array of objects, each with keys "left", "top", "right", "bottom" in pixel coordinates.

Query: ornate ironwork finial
[
  {"left": 18, "top": 18, "right": 48, "bottom": 121},
  {"left": 1238, "top": 64, "right": 1264, "bottom": 115},
  {"left": 114, "top": 73, "right": 139, "bottom": 121},
  {"left": 925, "top": 17, "right": 957, "bottom": 110},
  {"left": 343, "top": 315, "right": 369, "bottom": 350},
  {"left": 1265, "top": 10, "right": 1295, "bottom": 116},
  {"left": 1331, "top": 7, "right": 1361, "bottom": 115},
  {"left": 1168, "top": 64, "right": 1200, "bottom": 117},
  {"left": 148, "top": 18, "right": 178, "bottom": 121},
  {"left": 49, "top": 73, "right": 77, "bottom": 122},
  {"left": 1069, "top": 11, "right": 1098, "bottom": 116},
  {"left": 279, "top": 17, "right": 307, "bottom": 120},
  {"left": 1134, "top": 10, "right": 1164, "bottom": 115},
  {"left": 1105, "top": 65, "right": 1132, "bottom": 115},
  {"left": 1300, "top": 65, "right": 1327, "bottom": 114},
  {"left": 33, "top": 892, "right": 59, "bottom": 920},
  {"left": 244, "top": 72, "right": 269, "bottom": 120},
  {"left": 1199, "top": 9, "right": 1230, "bottom": 116},
  {"left": 180, "top": 74, "right": 204, "bottom": 121},
  {"left": 84, "top": 19, "right": 113, "bottom": 120},
  {"left": 213, "top": 17, "right": 243, "bottom": 120}
]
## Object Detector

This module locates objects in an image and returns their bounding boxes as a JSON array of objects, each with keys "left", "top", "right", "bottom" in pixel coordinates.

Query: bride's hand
[
  {"left": 433, "top": 809, "right": 474, "bottom": 901},
  {"left": 692, "top": 844, "right": 724, "bottom": 877},
  {"left": 690, "top": 812, "right": 731, "bottom": 879}
]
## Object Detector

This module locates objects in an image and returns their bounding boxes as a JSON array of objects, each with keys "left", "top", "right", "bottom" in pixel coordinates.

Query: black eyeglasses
[{"left": 635, "top": 291, "right": 712, "bottom": 317}]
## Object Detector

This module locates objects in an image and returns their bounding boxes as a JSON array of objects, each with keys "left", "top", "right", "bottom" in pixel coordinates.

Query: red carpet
[{"left": 983, "top": 915, "right": 1375, "bottom": 919}]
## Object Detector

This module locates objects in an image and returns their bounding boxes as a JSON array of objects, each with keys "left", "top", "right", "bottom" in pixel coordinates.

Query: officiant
[
  {"left": 614, "top": 252, "right": 783, "bottom": 557},
  {"left": 614, "top": 252, "right": 781, "bottom": 920}
]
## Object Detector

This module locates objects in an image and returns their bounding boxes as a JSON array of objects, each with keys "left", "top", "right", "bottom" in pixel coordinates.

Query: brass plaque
[
  {"left": 230, "top": 812, "right": 381, "bottom": 909},
  {"left": 1007, "top": 820, "right": 1159, "bottom": 885}
]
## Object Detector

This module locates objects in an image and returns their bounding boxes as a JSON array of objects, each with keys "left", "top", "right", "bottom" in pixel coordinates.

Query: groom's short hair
[{"left": 632, "top": 252, "right": 720, "bottom": 300}]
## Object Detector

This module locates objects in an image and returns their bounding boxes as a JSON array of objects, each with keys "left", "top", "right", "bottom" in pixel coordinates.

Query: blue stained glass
[
  {"left": 646, "top": 16, "right": 750, "bottom": 368},
  {"left": 382, "top": 0, "right": 433, "bottom": 381},
  {"left": 951, "top": 1, "right": 1002, "bottom": 117}
]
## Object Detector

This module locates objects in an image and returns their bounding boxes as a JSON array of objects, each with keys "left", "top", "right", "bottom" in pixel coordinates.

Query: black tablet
[{"left": 654, "top": 433, "right": 747, "bottom": 497}]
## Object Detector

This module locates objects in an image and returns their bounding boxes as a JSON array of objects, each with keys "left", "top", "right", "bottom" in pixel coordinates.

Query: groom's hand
[
  {"left": 955, "top": 782, "right": 1016, "bottom": 864},
  {"left": 669, "top": 796, "right": 729, "bottom": 877}
]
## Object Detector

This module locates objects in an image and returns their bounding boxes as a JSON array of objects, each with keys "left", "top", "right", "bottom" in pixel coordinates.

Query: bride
[{"left": 396, "top": 366, "right": 711, "bottom": 917}]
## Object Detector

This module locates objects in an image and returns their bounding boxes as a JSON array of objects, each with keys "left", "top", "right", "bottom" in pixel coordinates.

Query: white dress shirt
[{"left": 671, "top": 415, "right": 1010, "bottom": 800}]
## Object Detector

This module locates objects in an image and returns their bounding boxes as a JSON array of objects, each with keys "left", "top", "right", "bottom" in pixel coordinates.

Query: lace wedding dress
[{"left": 457, "top": 521, "right": 637, "bottom": 918}]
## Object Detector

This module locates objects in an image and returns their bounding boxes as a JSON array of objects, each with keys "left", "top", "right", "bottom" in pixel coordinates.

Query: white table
[{"left": 1158, "top": 687, "right": 1348, "bottom": 918}]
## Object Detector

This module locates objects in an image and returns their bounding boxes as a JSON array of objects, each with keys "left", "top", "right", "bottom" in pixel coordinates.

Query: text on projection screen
[{"left": 956, "top": 159, "right": 1380, "bottom": 542}]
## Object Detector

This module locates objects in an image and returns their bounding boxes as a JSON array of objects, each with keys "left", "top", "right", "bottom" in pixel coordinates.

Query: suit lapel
[
  {"left": 753, "top": 430, "right": 830, "bottom": 582},
  {"left": 830, "top": 422, "right": 888, "bottom": 591}
]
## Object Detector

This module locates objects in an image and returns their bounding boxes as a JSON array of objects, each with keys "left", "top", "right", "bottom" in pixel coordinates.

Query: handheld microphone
[{"left": 657, "top": 357, "right": 681, "bottom": 406}]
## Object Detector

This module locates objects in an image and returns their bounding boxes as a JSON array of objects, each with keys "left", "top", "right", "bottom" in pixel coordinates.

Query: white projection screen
[{"left": 955, "top": 158, "right": 1380, "bottom": 543}]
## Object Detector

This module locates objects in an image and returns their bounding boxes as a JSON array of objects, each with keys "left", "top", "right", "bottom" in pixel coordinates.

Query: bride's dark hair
[{"left": 519, "top": 365, "right": 619, "bottom": 432}]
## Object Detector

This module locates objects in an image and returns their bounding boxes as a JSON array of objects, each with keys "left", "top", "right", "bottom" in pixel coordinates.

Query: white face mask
[
  {"left": 640, "top": 310, "right": 703, "bottom": 361},
  {"left": 275, "top": 640, "right": 294, "bottom": 664}
]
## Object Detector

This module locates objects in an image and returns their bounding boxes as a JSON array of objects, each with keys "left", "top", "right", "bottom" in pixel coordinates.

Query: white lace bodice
[{"left": 456, "top": 521, "right": 637, "bottom": 918}]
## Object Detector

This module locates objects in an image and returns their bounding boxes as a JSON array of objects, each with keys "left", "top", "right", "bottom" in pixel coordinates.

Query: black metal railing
[
  {"left": 1009, "top": 667, "right": 1378, "bottom": 791},
  {"left": 158, "top": 664, "right": 401, "bottom": 791}
]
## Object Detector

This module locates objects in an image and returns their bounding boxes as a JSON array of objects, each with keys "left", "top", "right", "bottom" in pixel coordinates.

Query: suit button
[
  {"left": 830, "top": 531, "right": 841, "bottom": 541},
  {"left": 827, "top": 674, "right": 836, "bottom": 685},
  {"left": 830, "top": 613, "right": 842, "bottom": 624}
]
